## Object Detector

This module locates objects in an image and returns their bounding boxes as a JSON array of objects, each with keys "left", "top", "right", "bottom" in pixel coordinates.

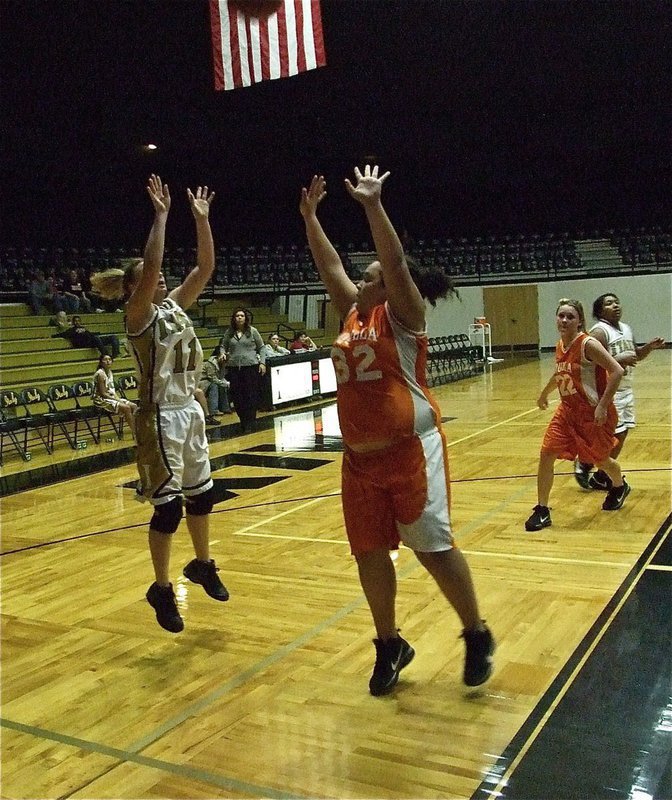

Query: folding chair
[
  {"left": 447, "top": 335, "right": 468, "bottom": 378},
  {"left": 18, "top": 387, "right": 55, "bottom": 455},
  {"left": 426, "top": 337, "right": 441, "bottom": 384},
  {"left": 71, "top": 381, "right": 123, "bottom": 443},
  {"left": 47, "top": 383, "right": 94, "bottom": 450},
  {"left": 116, "top": 373, "right": 139, "bottom": 402},
  {"left": 0, "top": 392, "right": 30, "bottom": 463},
  {"left": 458, "top": 333, "right": 482, "bottom": 364}
]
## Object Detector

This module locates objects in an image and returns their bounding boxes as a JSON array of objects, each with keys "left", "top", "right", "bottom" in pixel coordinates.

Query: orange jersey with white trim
[
  {"left": 554, "top": 332, "right": 609, "bottom": 409},
  {"left": 331, "top": 302, "right": 442, "bottom": 447}
]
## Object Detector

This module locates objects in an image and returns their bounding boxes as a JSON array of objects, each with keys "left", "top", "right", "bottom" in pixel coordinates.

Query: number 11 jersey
[{"left": 127, "top": 297, "right": 203, "bottom": 408}]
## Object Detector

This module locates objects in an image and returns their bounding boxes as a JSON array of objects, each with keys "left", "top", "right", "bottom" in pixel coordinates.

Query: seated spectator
[
  {"left": 261, "top": 333, "right": 290, "bottom": 359},
  {"left": 50, "top": 310, "right": 70, "bottom": 332},
  {"left": 198, "top": 346, "right": 232, "bottom": 424},
  {"left": 67, "top": 269, "right": 93, "bottom": 312},
  {"left": 289, "top": 330, "right": 317, "bottom": 352},
  {"left": 52, "top": 314, "right": 121, "bottom": 357},
  {"left": 28, "top": 270, "right": 57, "bottom": 315},
  {"left": 50, "top": 270, "right": 80, "bottom": 313},
  {"left": 92, "top": 354, "right": 137, "bottom": 438}
]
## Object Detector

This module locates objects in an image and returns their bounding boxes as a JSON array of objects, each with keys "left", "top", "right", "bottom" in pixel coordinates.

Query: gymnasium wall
[{"left": 425, "top": 273, "right": 671, "bottom": 348}]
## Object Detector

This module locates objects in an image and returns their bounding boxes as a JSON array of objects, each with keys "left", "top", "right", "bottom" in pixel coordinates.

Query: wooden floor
[{"left": 1, "top": 353, "right": 670, "bottom": 800}]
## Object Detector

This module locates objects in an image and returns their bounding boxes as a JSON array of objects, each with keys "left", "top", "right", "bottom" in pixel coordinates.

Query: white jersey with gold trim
[
  {"left": 589, "top": 320, "right": 635, "bottom": 391},
  {"left": 127, "top": 297, "right": 203, "bottom": 408}
]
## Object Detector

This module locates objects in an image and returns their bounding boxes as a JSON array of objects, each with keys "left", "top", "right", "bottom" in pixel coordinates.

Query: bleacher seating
[
  {"left": 3, "top": 228, "right": 670, "bottom": 304},
  {"left": 609, "top": 227, "right": 672, "bottom": 270},
  {"left": 0, "top": 299, "right": 327, "bottom": 464}
]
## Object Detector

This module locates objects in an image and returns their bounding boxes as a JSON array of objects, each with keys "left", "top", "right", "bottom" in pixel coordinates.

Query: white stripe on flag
[
  {"left": 211, "top": 0, "right": 325, "bottom": 91},
  {"left": 285, "top": 0, "right": 298, "bottom": 76},
  {"left": 249, "top": 15, "right": 263, "bottom": 83},
  {"left": 219, "top": 5, "right": 234, "bottom": 91},
  {"left": 268, "top": 12, "right": 280, "bottom": 79},
  {"left": 302, "top": 0, "right": 318, "bottom": 70},
  {"left": 236, "top": 10, "right": 251, "bottom": 87}
]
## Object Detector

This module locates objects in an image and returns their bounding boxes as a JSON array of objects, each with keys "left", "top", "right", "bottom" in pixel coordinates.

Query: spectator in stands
[
  {"left": 261, "top": 332, "right": 290, "bottom": 359},
  {"left": 289, "top": 330, "right": 317, "bottom": 352},
  {"left": 92, "top": 354, "right": 137, "bottom": 438},
  {"left": 526, "top": 298, "right": 629, "bottom": 533},
  {"left": 198, "top": 346, "right": 232, "bottom": 423},
  {"left": 67, "top": 269, "right": 93, "bottom": 313},
  {"left": 50, "top": 310, "right": 70, "bottom": 332},
  {"left": 300, "top": 167, "right": 494, "bottom": 696},
  {"left": 51, "top": 313, "right": 121, "bottom": 357},
  {"left": 219, "top": 308, "right": 266, "bottom": 433},
  {"left": 574, "top": 292, "right": 665, "bottom": 491},
  {"left": 28, "top": 270, "right": 57, "bottom": 315},
  {"left": 51, "top": 270, "right": 80, "bottom": 313}
]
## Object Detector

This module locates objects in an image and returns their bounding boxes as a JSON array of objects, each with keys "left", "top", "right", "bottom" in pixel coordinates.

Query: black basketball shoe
[
  {"left": 369, "top": 636, "right": 415, "bottom": 696},
  {"left": 183, "top": 559, "right": 230, "bottom": 601},
  {"left": 602, "top": 479, "right": 631, "bottom": 511},
  {"left": 146, "top": 582, "right": 184, "bottom": 633},
  {"left": 525, "top": 505, "right": 552, "bottom": 531},
  {"left": 461, "top": 624, "right": 495, "bottom": 686}
]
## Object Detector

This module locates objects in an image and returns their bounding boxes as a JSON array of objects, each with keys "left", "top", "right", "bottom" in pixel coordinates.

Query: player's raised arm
[{"left": 300, "top": 174, "right": 357, "bottom": 318}]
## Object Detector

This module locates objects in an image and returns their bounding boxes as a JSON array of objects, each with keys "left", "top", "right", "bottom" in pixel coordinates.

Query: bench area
[{"left": 0, "top": 301, "right": 328, "bottom": 465}]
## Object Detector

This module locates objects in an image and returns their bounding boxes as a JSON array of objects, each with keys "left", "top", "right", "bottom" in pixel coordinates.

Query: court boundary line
[
  {"left": 3, "top": 466, "right": 669, "bottom": 557},
  {"left": 0, "top": 717, "right": 304, "bottom": 800},
  {"left": 2, "top": 388, "right": 670, "bottom": 798},
  {"left": 471, "top": 511, "right": 672, "bottom": 800}
]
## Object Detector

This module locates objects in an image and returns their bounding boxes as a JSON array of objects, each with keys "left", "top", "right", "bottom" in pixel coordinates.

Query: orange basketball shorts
[
  {"left": 541, "top": 400, "right": 617, "bottom": 464},
  {"left": 341, "top": 429, "right": 454, "bottom": 556}
]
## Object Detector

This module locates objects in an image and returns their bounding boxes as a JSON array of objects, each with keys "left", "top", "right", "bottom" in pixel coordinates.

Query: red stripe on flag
[
  {"left": 259, "top": 14, "right": 271, "bottom": 80},
  {"left": 209, "top": 0, "right": 225, "bottom": 91},
  {"left": 244, "top": 13, "right": 254, "bottom": 81},
  {"left": 277, "top": 1, "right": 289, "bottom": 78},
  {"left": 228, "top": 1, "right": 244, "bottom": 88},
  {"left": 310, "top": 0, "right": 326, "bottom": 66}
]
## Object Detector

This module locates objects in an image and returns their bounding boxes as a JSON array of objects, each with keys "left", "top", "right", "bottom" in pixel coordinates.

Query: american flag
[{"left": 210, "top": 0, "right": 326, "bottom": 91}]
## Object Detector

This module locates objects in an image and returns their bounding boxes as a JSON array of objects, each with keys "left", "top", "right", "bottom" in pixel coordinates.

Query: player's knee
[
  {"left": 185, "top": 487, "right": 214, "bottom": 516},
  {"left": 150, "top": 497, "right": 183, "bottom": 534}
]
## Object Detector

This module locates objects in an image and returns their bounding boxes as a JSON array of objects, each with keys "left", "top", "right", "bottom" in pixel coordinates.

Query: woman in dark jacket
[{"left": 219, "top": 308, "right": 266, "bottom": 432}]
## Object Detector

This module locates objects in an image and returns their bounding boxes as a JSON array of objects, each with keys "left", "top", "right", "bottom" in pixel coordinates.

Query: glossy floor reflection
[
  {"left": 476, "top": 516, "right": 672, "bottom": 800},
  {"left": 2, "top": 391, "right": 670, "bottom": 800}
]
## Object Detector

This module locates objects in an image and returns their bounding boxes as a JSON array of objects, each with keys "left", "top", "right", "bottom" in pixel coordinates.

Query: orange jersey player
[
  {"left": 300, "top": 165, "right": 494, "bottom": 698},
  {"left": 332, "top": 302, "right": 442, "bottom": 448},
  {"left": 525, "top": 298, "right": 630, "bottom": 533}
]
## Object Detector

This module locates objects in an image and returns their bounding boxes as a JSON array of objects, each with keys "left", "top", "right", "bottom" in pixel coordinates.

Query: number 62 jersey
[
  {"left": 127, "top": 297, "right": 203, "bottom": 408},
  {"left": 331, "top": 302, "right": 442, "bottom": 448}
]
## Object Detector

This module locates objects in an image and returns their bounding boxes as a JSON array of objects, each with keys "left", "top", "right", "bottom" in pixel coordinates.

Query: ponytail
[
  {"left": 407, "top": 256, "right": 458, "bottom": 307},
  {"left": 90, "top": 260, "right": 142, "bottom": 301}
]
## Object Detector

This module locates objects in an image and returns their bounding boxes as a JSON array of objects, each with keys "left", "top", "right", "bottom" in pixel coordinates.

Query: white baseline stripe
[
  {"left": 447, "top": 402, "right": 558, "bottom": 448},
  {"left": 232, "top": 527, "right": 631, "bottom": 569},
  {"left": 233, "top": 496, "right": 327, "bottom": 536}
]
